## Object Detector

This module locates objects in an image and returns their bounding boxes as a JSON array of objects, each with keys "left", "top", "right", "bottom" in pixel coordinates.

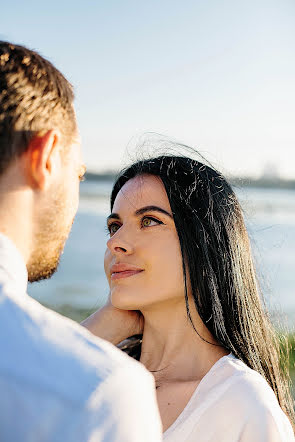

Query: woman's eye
[
  {"left": 108, "top": 223, "right": 121, "bottom": 236},
  {"left": 141, "top": 217, "right": 162, "bottom": 228}
]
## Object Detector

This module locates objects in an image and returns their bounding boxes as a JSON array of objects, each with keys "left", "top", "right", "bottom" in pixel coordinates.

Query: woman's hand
[{"left": 81, "top": 299, "right": 143, "bottom": 346}]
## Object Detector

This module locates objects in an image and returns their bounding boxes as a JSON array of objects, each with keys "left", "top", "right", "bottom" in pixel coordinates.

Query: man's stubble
[{"left": 27, "top": 182, "right": 77, "bottom": 283}]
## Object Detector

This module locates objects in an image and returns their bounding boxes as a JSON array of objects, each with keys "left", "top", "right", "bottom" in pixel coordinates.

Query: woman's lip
[{"left": 111, "top": 270, "right": 144, "bottom": 280}]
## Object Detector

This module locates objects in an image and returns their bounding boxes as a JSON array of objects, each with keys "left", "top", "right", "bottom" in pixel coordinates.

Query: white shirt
[
  {"left": 163, "top": 354, "right": 294, "bottom": 442},
  {"left": 0, "top": 233, "right": 162, "bottom": 442}
]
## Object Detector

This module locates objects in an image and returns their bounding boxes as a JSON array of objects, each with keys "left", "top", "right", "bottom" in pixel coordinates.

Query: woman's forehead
[{"left": 113, "top": 174, "right": 170, "bottom": 212}]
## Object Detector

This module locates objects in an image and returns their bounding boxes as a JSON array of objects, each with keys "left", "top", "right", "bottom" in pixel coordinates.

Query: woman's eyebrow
[
  {"left": 107, "top": 213, "right": 120, "bottom": 222},
  {"left": 107, "top": 205, "right": 173, "bottom": 222},
  {"left": 135, "top": 206, "right": 173, "bottom": 218}
]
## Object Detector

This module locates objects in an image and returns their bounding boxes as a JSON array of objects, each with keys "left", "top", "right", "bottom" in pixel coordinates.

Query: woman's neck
[{"left": 140, "top": 299, "right": 229, "bottom": 384}]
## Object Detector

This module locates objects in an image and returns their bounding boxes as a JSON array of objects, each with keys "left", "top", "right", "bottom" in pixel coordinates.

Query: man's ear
[{"left": 23, "top": 130, "right": 62, "bottom": 190}]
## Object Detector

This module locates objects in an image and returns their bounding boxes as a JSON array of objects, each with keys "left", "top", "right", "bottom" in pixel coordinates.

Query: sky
[{"left": 1, "top": 0, "right": 295, "bottom": 178}]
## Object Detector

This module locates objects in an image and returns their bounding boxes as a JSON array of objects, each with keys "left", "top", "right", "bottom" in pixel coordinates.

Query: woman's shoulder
[
  {"left": 181, "top": 354, "right": 293, "bottom": 440},
  {"left": 209, "top": 354, "right": 280, "bottom": 409},
  {"left": 164, "top": 355, "right": 294, "bottom": 441},
  {"left": 205, "top": 354, "right": 293, "bottom": 437}
]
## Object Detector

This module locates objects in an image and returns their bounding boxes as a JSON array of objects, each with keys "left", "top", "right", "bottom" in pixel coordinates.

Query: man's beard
[
  {"left": 27, "top": 237, "right": 66, "bottom": 283},
  {"left": 27, "top": 212, "right": 72, "bottom": 283},
  {"left": 28, "top": 254, "right": 61, "bottom": 282},
  {"left": 27, "top": 184, "right": 76, "bottom": 283}
]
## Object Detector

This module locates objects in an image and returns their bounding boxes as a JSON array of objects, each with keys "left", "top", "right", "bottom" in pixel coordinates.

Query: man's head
[{"left": 0, "top": 41, "right": 85, "bottom": 282}]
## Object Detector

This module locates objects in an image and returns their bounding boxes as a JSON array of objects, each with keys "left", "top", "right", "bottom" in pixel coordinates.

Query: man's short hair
[{"left": 0, "top": 41, "right": 77, "bottom": 176}]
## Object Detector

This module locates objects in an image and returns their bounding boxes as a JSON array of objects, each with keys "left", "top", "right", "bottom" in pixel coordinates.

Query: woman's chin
[{"left": 110, "top": 289, "right": 141, "bottom": 311}]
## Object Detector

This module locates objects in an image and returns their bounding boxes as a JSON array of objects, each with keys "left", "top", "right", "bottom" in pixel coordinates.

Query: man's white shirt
[{"left": 0, "top": 233, "right": 162, "bottom": 442}]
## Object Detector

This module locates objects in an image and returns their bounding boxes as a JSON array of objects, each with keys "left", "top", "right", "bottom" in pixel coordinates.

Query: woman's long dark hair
[{"left": 111, "top": 154, "right": 294, "bottom": 423}]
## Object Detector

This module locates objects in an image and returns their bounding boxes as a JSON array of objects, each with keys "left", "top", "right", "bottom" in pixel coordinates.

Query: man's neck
[
  {"left": 0, "top": 160, "right": 33, "bottom": 265},
  {"left": 0, "top": 231, "right": 29, "bottom": 295},
  {"left": 0, "top": 192, "right": 32, "bottom": 266}
]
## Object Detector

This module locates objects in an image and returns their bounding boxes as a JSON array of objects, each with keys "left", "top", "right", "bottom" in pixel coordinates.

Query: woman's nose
[{"left": 106, "top": 230, "right": 134, "bottom": 255}]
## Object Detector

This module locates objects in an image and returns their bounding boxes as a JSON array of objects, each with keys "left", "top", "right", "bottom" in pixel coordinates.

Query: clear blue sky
[{"left": 1, "top": 0, "right": 294, "bottom": 177}]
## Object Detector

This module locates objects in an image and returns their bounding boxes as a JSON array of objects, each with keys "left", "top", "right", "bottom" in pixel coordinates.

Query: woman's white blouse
[{"left": 163, "top": 354, "right": 294, "bottom": 442}]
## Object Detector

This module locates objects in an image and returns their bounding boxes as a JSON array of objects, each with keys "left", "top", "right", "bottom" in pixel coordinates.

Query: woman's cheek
[{"left": 104, "top": 249, "right": 111, "bottom": 282}]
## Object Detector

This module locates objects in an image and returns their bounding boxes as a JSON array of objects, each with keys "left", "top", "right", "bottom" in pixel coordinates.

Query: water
[
  {"left": 29, "top": 181, "right": 295, "bottom": 328},
  {"left": 238, "top": 187, "right": 295, "bottom": 328}
]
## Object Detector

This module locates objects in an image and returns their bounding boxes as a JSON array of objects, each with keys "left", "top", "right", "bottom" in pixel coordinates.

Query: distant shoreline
[{"left": 85, "top": 172, "right": 295, "bottom": 190}]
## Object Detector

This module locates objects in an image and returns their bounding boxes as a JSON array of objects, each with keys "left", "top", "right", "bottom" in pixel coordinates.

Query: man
[{"left": 0, "top": 41, "right": 162, "bottom": 442}]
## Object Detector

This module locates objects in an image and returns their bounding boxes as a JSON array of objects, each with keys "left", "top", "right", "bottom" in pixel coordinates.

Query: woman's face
[{"left": 104, "top": 174, "right": 185, "bottom": 311}]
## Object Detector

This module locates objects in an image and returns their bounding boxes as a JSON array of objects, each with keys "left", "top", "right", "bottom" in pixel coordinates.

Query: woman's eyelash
[
  {"left": 141, "top": 216, "right": 163, "bottom": 226},
  {"left": 106, "top": 222, "right": 121, "bottom": 235},
  {"left": 106, "top": 216, "right": 164, "bottom": 236}
]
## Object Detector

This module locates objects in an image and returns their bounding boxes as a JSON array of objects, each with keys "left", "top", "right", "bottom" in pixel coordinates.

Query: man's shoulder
[{"left": 0, "top": 289, "right": 150, "bottom": 406}]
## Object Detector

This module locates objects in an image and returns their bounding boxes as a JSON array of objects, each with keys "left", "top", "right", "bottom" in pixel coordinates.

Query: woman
[{"left": 83, "top": 154, "right": 294, "bottom": 441}]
